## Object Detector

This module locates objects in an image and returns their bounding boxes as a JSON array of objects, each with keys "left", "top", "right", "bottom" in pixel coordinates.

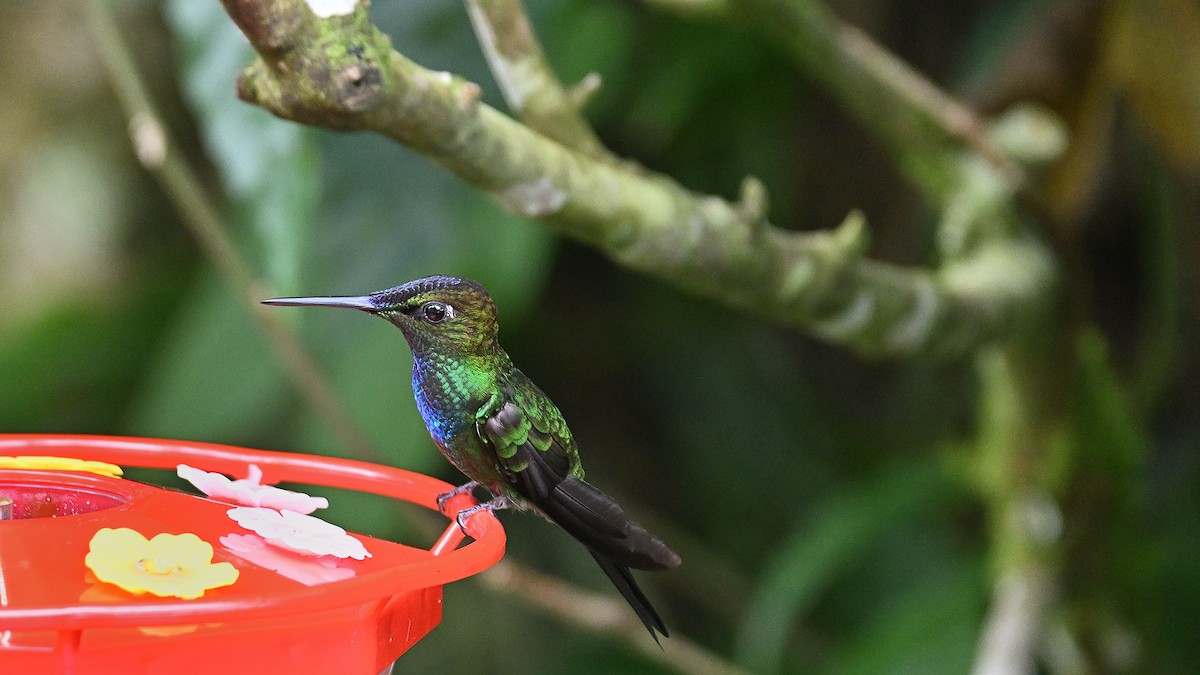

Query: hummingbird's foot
[
  {"left": 454, "top": 496, "right": 513, "bottom": 533},
  {"left": 436, "top": 480, "right": 482, "bottom": 513}
]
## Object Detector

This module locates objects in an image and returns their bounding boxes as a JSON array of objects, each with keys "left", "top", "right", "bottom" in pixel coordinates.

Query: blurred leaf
[
  {"left": 370, "top": 0, "right": 498, "bottom": 105},
  {"left": 1131, "top": 422, "right": 1200, "bottom": 671},
  {"left": 305, "top": 133, "right": 469, "bottom": 292},
  {"left": 0, "top": 256, "right": 187, "bottom": 434},
  {"left": 1131, "top": 164, "right": 1182, "bottom": 409},
  {"left": 735, "top": 460, "right": 952, "bottom": 674},
  {"left": 126, "top": 271, "right": 288, "bottom": 443},
  {"left": 543, "top": 0, "right": 640, "bottom": 124},
  {"left": 302, "top": 132, "right": 553, "bottom": 305},
  {"left": 620, "top": 301, "right": 839, "bottom": 556},
  {"left": 453, "top": 197, "right": 557, "bottom": 323},
  {"left": 825, "top": 559, "right": 980, "bottom": 675},
  {"left": 622, "top": 25, "right": 735, "bottom": 152},
  {"left": 164, "top": 0, "right": 319, "bottom": 293},
  {"left": 0, "top": 304, "right": 142, "bottom": 432},
  {"left": 1069, "top": 330, "right": 1142, "bottom": 479},
  {"left": 292, "top": 319, "right": 442, "bottom": 476}
]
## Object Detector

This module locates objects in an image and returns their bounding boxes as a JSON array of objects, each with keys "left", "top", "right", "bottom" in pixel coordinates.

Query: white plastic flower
[
  {"left": 226, "top": 507, "right": 371, "bottom": 560},
  {"left": 220, "top": 534, "right": 355, "bottom": 585},
  {"left": 177, "top": 464, "right": 328, "bottom": 514}
]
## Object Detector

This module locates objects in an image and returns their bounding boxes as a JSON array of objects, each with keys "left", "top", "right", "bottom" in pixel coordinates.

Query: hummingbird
[{"left": 263, "top": 275, "right": 681, "bottom": 640}]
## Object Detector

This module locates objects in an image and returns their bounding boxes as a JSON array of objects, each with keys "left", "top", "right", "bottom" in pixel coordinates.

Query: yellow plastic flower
[
  {"left": 85, "top": 528, "right": 239, "bottom": 599},
  {"left": 0, "top": 455, "right": 122, "bottom": 477}
]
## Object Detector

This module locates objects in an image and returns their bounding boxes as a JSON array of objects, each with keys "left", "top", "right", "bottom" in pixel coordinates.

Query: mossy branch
[
  {"left": 217, "top": 0, "right": 1053, "bottom": 359},
  {"left": 463, "top": 0, "right": 611, "bottom": 161}
]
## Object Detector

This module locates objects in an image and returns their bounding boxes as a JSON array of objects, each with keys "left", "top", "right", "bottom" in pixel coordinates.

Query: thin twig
[
  {"left": 972, "top": 568, "right": 1051, "bottom": 675},
  {"left": 831, "top": 19, "right": 1023, "bottom": 190},
  {"left": 83, "top": 0, "right": 380, "bottom": 462},
  {"left": 969, "top": 347, "right": 1074, "bottom": 675},
  {"left": 644, "top": 0, "right": 1028, "bottom": 204},
  {"left": 481, "top": 559, "right": 751, "bottom": 675},
  {"left": 463, "top": 0, "right": 613, "bottom": 161}
]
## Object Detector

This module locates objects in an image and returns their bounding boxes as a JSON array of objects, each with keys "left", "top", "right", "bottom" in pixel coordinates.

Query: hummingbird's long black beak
[{"left": 260, "top": 295, "right": 379, "bottom": 312}]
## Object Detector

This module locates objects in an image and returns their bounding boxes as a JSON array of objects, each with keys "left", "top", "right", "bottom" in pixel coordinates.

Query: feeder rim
[{"left": 0, "top": 434, "right": 505, "bottom": 630}]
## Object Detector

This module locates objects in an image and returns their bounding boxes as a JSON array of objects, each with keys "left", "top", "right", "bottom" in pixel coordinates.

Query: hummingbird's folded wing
[
  {"left": 480, "top": 397, "right": 680, "bottom": 571},
  {"left": 480, "top": 383, "right": 680, "bottom": 641}
]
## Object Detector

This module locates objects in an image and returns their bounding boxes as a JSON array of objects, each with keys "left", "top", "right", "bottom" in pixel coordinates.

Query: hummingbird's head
[
  {"left": 263, "top": 275, "right": 500, "bottom": 357},
  {"left": 368, "top": 275, "right": 499, "bottom": 355}
]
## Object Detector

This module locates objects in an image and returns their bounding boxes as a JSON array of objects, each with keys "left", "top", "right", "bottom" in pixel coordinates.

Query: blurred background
[{"left": 1, "top": 0, "right": 1197, "bottom": 672}]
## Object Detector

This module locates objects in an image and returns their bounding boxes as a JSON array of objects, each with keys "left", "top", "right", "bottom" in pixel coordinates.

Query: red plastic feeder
[{"left": 0, "top": 434, "right": 505, "bottom": 674}]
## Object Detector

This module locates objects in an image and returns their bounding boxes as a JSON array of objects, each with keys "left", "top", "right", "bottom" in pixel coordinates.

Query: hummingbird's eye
[{"left": 422, "top": 302, "right": 452, "bottom": 323}]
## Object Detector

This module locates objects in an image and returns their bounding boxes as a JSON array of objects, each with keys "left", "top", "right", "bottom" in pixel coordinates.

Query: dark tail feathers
[
  {"left": 544, "top": 475, "right": 681, "bottom": 570},
  {"left": 532, "top": 475, "right": 680, "bottom": 640},
  {"left": 589, "top": 550, "right": 670, "bottom": 643}
]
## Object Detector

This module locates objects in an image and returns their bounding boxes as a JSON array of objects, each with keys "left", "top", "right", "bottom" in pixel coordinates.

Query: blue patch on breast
[{"left": 412, "top": 371, "right": 466, "bottom": 445}]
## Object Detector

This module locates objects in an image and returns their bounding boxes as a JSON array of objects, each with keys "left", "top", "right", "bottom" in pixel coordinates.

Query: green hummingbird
[{"left": 263, "top": 275, "right": 681, "bottom": 640}]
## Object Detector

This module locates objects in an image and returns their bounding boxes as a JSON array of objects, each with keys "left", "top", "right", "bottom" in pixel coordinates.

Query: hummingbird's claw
[
  {"left": 436, "top": 480, "right": 482, "bottom": 514},
  {"left": 452, "top": 496, "right": 513, "bottom": 535},
  {"left": 455, "top": 510, "right": 473, "bottom": 534}
]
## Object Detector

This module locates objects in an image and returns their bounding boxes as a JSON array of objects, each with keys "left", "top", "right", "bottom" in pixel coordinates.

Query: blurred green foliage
[{"left": 1, "top": 0, "right": 1197, "bottom": 673}]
